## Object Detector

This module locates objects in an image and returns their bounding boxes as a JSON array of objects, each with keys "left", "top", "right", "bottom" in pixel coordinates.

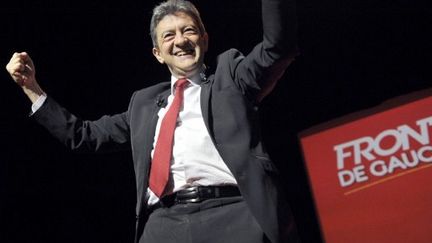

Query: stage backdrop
[{"left": 300, "top": 89, "right": 432, "bottom": 243}]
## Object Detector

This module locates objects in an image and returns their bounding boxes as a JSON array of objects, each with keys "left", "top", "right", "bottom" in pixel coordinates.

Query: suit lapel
[
  {"left": 200, "top": 77, "right": 215, "bottom": 141},
  {"left": 137, "top": 87, "right": 171, "bottom": 217},
  {"left": 143, "top": 88, "right": 171, "bottom": 180}
]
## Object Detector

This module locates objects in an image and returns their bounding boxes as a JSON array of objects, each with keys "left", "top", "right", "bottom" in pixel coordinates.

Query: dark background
[{"left": 1, "top": 0, "right": 431, "bottom": 242}]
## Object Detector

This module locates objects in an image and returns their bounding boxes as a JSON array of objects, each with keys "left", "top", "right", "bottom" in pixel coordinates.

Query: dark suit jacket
[{"left": 32, "top": 0, "right": 299, "bottom": 242}]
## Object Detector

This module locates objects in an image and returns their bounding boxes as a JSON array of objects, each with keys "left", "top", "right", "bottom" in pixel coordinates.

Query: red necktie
[{"left": 149, "top": 79, "right": 188, "bottom": 197}]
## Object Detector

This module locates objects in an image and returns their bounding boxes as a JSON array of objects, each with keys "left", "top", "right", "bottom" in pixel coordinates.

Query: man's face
[{"left": 152, "top": 12, "right": 208, "bottom": 78}]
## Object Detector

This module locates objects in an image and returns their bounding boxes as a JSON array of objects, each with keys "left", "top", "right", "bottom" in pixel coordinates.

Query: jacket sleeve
[
  {"left": 31, "top": 94, "right": 135, "bottom": 153},
  {"left": 231, "top": 0, "right": 299, "bottom": 102}
]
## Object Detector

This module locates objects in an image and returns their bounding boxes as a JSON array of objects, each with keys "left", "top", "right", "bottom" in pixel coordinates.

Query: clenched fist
[{"left": 6, "top": 52, "right": 45, "bottom": 103}]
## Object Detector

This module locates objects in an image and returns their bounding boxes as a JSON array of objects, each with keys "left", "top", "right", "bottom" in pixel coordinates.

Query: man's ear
[
  {"left": 152, "top": 47, "right": 165, "bottom": 64},
  {"left": 202, "top": 32, "right": 209, "bottom": 53}
]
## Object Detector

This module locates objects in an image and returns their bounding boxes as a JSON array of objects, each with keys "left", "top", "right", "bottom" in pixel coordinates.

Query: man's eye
[
  {"left": 163, "top": 33, "right": 174, "bottom": 40},
  {"left": 184, "top": 28, "right": 197, "bottom": 34}
]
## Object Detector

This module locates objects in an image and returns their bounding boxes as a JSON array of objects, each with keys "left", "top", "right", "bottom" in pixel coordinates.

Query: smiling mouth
[{"left": 174, "top": 50, "right": 195, "bottom": 56}]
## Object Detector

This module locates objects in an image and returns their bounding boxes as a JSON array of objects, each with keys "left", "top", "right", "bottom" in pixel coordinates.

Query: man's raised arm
[
  {"left": 232, "top": 0, "right": 299, "bottom": 102},
  {"left": 262, "top": 0, "right": 298, "bottom": 59}
]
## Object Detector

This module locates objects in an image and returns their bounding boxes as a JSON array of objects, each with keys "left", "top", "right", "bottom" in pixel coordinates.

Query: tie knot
[{"left": 175, "top": 78, "right": 189, "bottom": 90}]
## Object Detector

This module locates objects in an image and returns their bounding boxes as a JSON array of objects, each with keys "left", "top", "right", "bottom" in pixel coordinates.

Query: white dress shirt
[{"left": 147, "top": 73, "right": 237, "bottom": 205}]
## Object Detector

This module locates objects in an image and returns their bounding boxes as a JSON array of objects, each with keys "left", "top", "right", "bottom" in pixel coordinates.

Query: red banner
[{"left": 300, "top": 89, "right": 432, "bottom": 243}]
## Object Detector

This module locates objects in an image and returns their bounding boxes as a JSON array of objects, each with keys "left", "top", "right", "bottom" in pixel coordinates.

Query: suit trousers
[{"left": 140, "top": 196, "right": 270, "bottom": 243}]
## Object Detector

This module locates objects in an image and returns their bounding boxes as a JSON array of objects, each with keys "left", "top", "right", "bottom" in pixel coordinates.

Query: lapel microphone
[{"left": 156, "top": 95, "right": 166, "bottom": 107}]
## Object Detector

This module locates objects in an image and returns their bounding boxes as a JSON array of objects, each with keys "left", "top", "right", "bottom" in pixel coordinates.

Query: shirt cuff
[{"left": 31, "top": 94, "right": 48, "bottom": 113}]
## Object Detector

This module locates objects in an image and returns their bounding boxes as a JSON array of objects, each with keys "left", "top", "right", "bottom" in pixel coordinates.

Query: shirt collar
[{"left": 170, "top": 72, "right": 202, "bottom": 95}]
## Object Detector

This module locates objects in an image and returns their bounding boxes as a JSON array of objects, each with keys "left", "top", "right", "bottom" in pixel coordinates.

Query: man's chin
[
  {"left": 174, "top": 63, "right": 200, "bottom": 73},
  {"left": 173, "top": 67, "right": 200, "bottom": 78}
]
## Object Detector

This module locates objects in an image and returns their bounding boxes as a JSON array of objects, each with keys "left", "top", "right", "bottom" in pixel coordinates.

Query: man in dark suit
[{"left": 6, "top": 0, "right": 299, "bottom": 242}]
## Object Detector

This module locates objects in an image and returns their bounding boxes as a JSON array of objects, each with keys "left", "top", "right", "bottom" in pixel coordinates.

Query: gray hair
[{"left": 150, "top": 0, "right": 206, "bottom": 47}]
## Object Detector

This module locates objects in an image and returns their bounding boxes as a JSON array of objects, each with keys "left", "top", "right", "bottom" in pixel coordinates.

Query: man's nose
[{"left": 174, "top": 34, "right": 188, "bottom": 46}]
